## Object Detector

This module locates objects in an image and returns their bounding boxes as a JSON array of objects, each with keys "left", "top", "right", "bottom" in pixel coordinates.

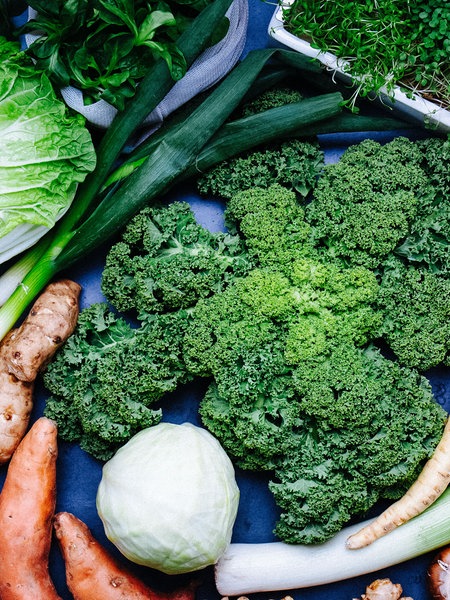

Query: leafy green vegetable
[
  {"left": 44, "top": 177, "right": 446, "bottom": 543},
  {"left": 376, "top": 257, "right": 450, "bottom": 370},
  {"left": 239, "top": 86, "right": 304, "bottom": 117},
  {"left": 21, "top": 0, "right": 214, "bottom": 109},
  {"left": 224, "top": 183, "right": 314, "bottom": 270},
  {"left": 271, "top": 343, "right": 444, "bottom": 544},
  {"left": 0, "top": 37, "right": 96, "bottom": 264},
  {"left": 101, "top": 201, "right": 251, "bottom": 314},
  {"left": 197, "top": 139, "right": 324, "bottom": 200},
  {"left": 44, "top": 302, "right": 193, "bottom": 460},
  {"left": 305, "top": 137, "right": 427, "bottom": 269},
  {"left": 395, "top": 137, "right": 450, "bottom": 276}
]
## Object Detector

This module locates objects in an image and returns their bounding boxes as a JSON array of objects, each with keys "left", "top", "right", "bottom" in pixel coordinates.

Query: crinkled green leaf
[{"left": 0, "top": 45, "right": 96, "bottom": 247}]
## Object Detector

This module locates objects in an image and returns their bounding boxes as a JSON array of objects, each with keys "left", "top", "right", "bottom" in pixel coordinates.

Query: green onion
[{"left": 215, "top": 486, "right": 450, "bottom": 596}]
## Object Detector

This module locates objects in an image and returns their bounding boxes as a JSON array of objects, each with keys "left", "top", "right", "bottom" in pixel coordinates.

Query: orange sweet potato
[
  {"left": 0, "top": 279, "right": 80, "bottom": 463},
  {"left": 0, "top": 416, "right": 61, "bottom": 599},
  {"left": 54, "top": 511, "right": 197, "bottom": 600}
]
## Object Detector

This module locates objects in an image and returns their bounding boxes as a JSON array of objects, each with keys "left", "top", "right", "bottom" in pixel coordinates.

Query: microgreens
[{"left": 282, "top": 0, "right": 450, "bottom": 111}]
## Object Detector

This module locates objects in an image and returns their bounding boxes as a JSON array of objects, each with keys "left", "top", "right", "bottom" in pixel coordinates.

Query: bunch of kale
[{"left": 43, "top": 132, "right": 450, "bottom": 545}]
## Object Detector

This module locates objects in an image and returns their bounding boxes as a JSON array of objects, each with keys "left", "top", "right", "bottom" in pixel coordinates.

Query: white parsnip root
[
  {"left": 346, "top": 416, "right": 450, "bottom": 549},
  {"left": 0, "top": 279, "right": 80, "bottom": 463}
]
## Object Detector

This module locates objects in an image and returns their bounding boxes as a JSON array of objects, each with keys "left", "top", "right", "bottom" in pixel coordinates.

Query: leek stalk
[
  {"left": 47, "top": 52, "right": 340, "bottom": 271},
  {"left": 0, "top": 15, "right": 405, "bottom": 341},
  {"left": 215, "top": 487, "right": 450, "bottom": 596}
]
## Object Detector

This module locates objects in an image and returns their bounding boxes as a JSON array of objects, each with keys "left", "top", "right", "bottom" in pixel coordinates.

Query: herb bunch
[
  {"left": 21, "top": 0, "right": 212, "bottom": 110},
  {"left": 282, "top": 0, "right": 450, "bottom": 110}
]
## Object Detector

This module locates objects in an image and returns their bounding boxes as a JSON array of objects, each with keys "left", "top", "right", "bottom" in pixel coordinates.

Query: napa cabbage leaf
[{"left": 0, "top": 37, "right": 96, "bottom": 263}]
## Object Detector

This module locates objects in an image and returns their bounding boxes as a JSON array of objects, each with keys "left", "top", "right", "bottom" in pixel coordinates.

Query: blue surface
[{"left": 1, "top": 2, "right": 449, "bottom": 599}]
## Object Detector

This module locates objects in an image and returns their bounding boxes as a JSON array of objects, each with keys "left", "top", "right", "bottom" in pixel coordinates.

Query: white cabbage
[{"left": 96, "top": 422, "right": 240, "bottom": 575}]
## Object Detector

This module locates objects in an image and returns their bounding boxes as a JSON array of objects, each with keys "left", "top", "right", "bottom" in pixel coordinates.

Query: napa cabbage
[{"left": 0, "top": 37, "right": 96, "bottom": 264}]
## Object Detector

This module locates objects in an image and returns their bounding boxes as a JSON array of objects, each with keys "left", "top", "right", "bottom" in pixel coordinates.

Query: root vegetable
[
  {"left": 0, "top": 279, "right": 80, "bottom": 463},
  {"left": 347, "top": 417, "right": 450, "bottom": 549},
  {"left": 352, "top": 578, "right": 413, "bottom": 600},
  {"left": 0, "top": 416, "right": 60, "bottom": 599},
  {"left": 54, "top": 511, "right": 197, "bottom": 600}
]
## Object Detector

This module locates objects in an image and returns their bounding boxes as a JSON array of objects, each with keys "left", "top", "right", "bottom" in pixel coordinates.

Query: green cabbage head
[
  {"left": 0, "top": 37, "right": 96, "bottom": 263},
  {"left": 96, "top": 422, "right": 240, "bottom": 574}
]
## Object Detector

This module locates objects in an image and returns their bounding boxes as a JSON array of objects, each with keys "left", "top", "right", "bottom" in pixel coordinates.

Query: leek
[
  {"left": 0, "top": 45, "right": 343, "bottom": 340},
  {"left": 215, "top": 487, "right": 450, "bottom": 596}
]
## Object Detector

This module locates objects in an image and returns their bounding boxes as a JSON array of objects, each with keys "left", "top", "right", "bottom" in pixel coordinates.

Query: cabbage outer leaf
[{"left": 0, "top": 42, "right": 96, "bottom": 257}]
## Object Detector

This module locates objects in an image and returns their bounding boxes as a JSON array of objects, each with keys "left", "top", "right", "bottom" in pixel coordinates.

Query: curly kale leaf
[
  {"left": 101, "top": 201, "right": 251, "bottom": 314},
  {"left": 224, "top": 184, "right": 314, "bottom": 271},
  {"left": 376, "top": 257, "right": 450, "bottom": 370},
  {"left": 270, "top": 344, "right": 447, "bottom": 544},
  {"left": 44, "top": 303, "right": 192, "bottom": 460},
  {"left": 306, "top": 137, "right": 426, "bottom": 268},
  {"left": 197, "top": 139, "right": 324, "bottom": 200},
  {"left": 395, "top": 137, "right": 450, "bottom": 275}
]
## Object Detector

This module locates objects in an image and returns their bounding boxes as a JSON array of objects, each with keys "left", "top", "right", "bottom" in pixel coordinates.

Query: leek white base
[{"left": 215, "top": 488, "right": 450, "bottom": 595}]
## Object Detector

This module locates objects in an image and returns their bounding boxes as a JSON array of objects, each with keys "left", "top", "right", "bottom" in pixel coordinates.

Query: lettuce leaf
[{"left": 0, "top": 37, "right": 96, "bottom": 263}]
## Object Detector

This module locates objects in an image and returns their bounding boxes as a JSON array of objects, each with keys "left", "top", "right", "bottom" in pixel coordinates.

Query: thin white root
[{"left": 347, "top": 416, "right": 450, "bottom": 549}]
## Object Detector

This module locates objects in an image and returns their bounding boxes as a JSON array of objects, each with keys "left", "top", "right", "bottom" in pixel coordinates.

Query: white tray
[{"left": 268, "top": 4, "right": 450, "bottom": 133}]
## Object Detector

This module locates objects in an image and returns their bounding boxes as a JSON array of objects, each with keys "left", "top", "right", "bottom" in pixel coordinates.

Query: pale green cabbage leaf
[
  {"left": 0, "top": 38, "right": 96, "bottom": 264},
  {"left": 96, "top": 422, "right": 240, "bottom": 575}
]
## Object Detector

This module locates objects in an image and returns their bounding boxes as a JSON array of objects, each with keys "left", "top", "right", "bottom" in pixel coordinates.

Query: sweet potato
[
  {"left": 0, "top": 416, "right": 61, "bottom": 599},
  {"left": 54, "top": 511, "right": 197, "bottom": 600},
  {"left": 0, "top": 279, "right": 80, "bottom": 463}
]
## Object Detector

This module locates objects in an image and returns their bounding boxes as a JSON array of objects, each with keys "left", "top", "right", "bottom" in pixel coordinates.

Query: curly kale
[
  {"left": 43, "top": 303, "right": 193, "bottom": 460},
  {"left": 43, "top": 133, "right": 450, "bottom": 545},
  {"left": 239, "top": 86, "right": 304, "bottom": 117},
  {"left": 197, "top": 139, "right": 324, "bottom": 200},
  {"left": 101, "top": 201, "right": 251, "bottom": 314},
  {"left": 188, "top": 268, "right": 445, "bottom": 542},
  {"left": 376, "top": 257, "right": 450, "bottom": 370},
  {"left": 224, "top": 183, "right": 314, "bottom": 271},
  {"left": 306, "top": 137, "right": 426, "bottom": 269},
  {"left": 271, "top": 347, "right": 446, "bottom": 544},
  {"left": 395, "top": 137, "right": 450, "bottom": 276}
]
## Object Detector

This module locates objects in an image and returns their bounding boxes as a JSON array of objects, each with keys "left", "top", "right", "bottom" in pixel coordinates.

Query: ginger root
[
  {"left": 353, "top": 578, "right": 413, "bottom": 600},
  {"left": 0, "top": 279, "right": 80, "bottom": 463}
]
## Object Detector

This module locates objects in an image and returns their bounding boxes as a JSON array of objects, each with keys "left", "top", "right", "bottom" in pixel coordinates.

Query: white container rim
[{"left": 268, "top": 3, "right": 450, "bottom": 133}]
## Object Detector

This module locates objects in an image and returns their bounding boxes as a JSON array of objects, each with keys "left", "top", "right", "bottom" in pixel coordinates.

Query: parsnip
[
  {"left": 0, "top": 416, "right": 61, "bottom": 599},
  {"left": 0, "top": 279, "right": 80, "bottom": 463},
  {"left": 347, "top": 417, "right": 450, "bottom": 549}
]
